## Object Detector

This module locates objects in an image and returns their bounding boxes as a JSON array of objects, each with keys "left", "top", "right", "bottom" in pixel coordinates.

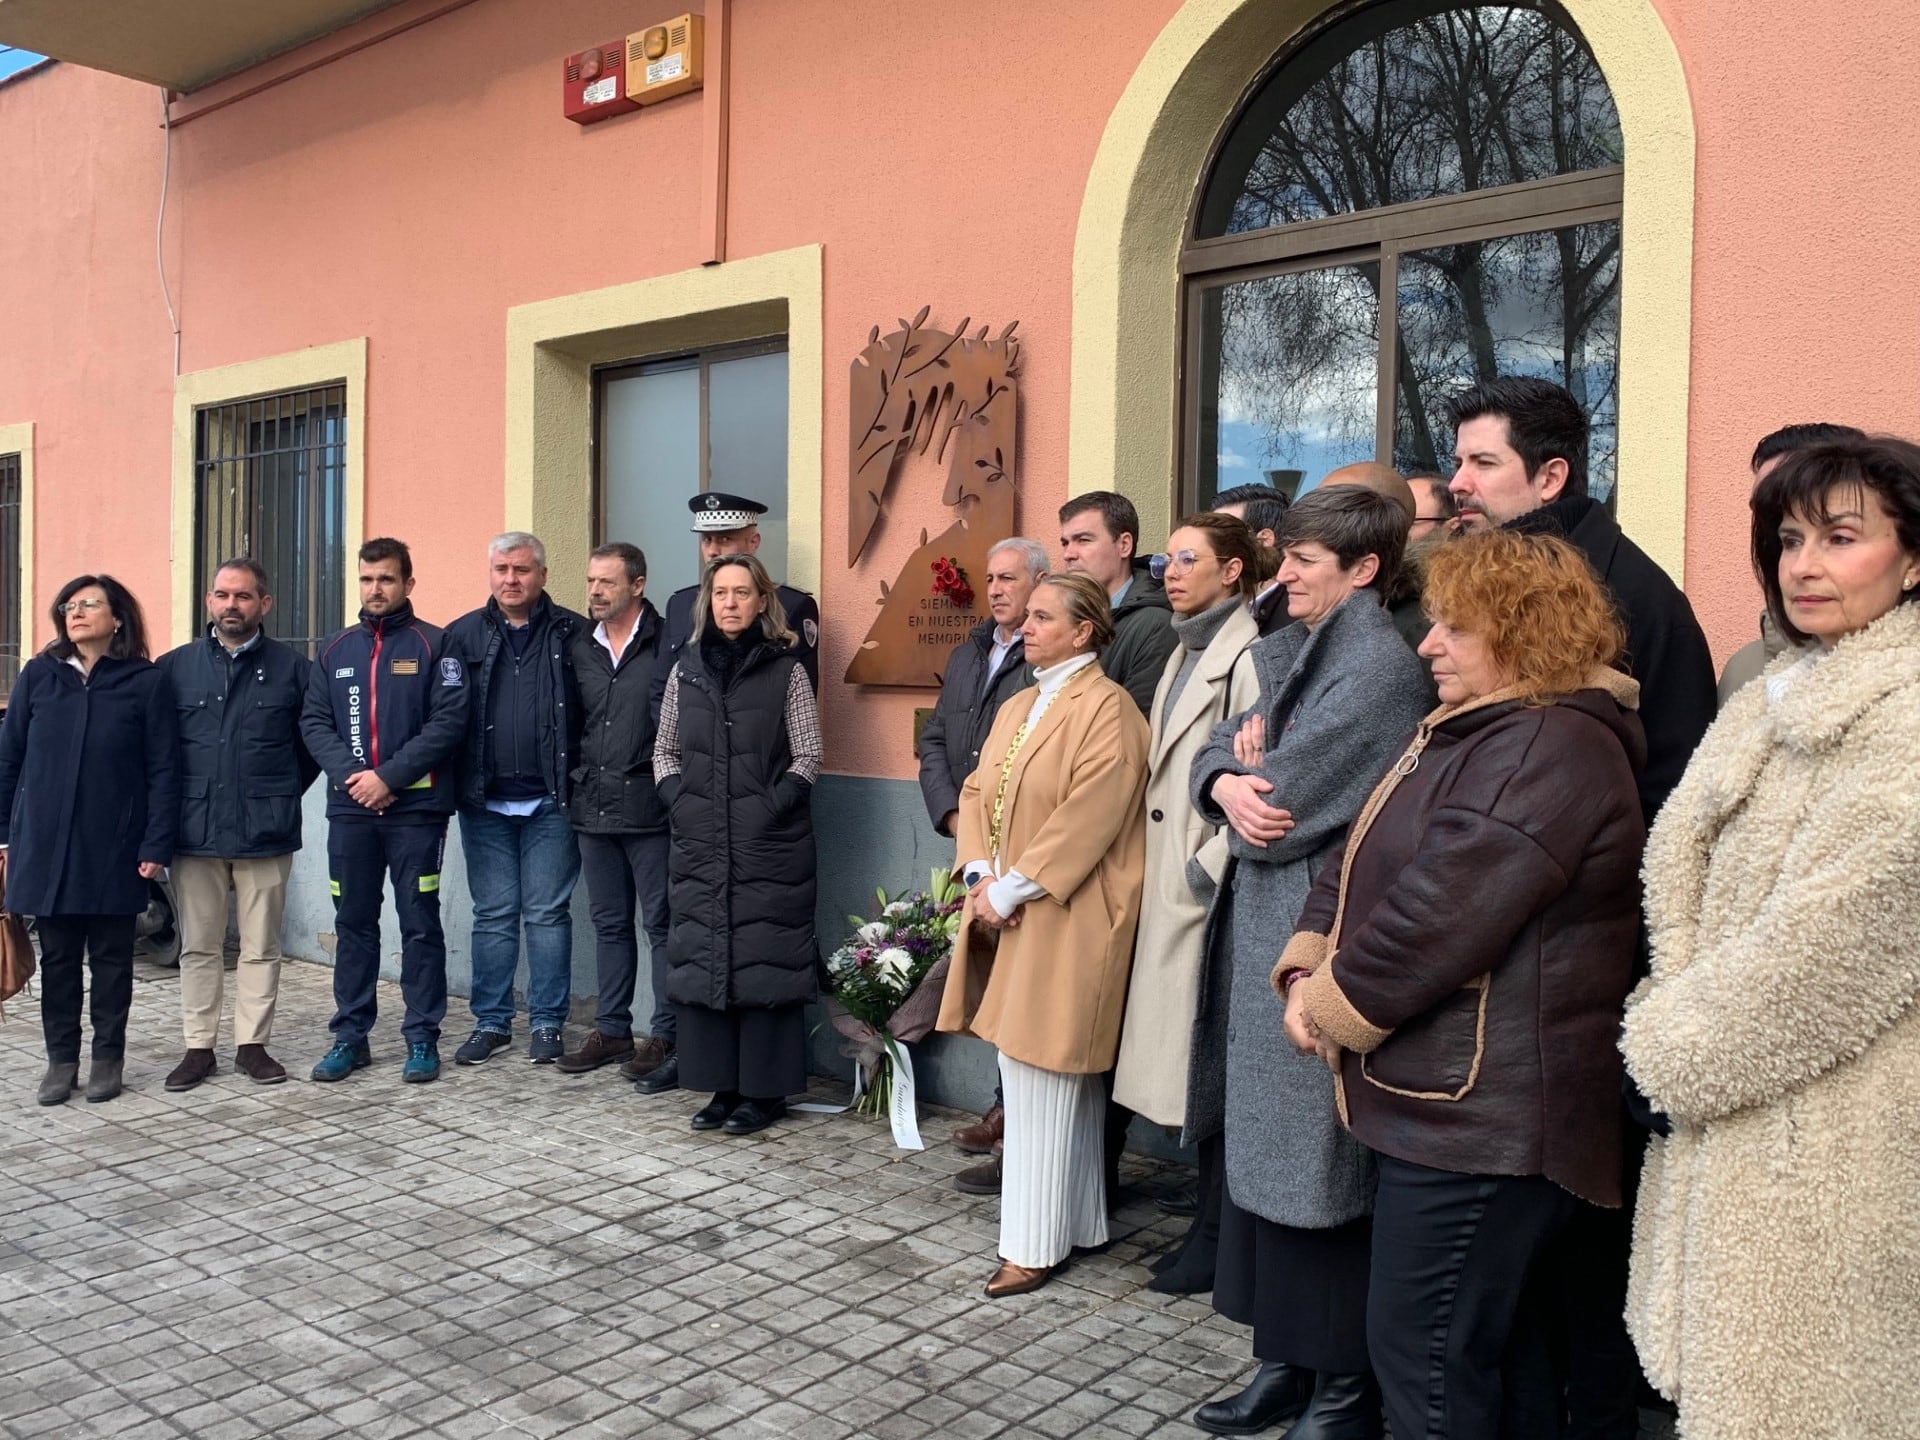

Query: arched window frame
[{"left": 1176, "top": 0, "right": 1625, "bottom": 511}]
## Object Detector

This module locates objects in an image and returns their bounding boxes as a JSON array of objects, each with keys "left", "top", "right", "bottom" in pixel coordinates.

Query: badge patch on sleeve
[
  {"left": 440, "top": 657, "right": 465, "bottom": 687},
  {"left": 803, "top": 618, "right": 819, "bottom": 648}
]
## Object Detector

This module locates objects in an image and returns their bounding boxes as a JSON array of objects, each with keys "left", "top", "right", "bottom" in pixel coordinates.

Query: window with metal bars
[
  {"left": 194, "top": 385, "right": 347, "bottom": 656},
  {"left": 0, "top": 452, "right": 19, "bottom": 699}
]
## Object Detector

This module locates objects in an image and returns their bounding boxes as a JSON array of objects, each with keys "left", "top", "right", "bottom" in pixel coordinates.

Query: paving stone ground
[{"left": 0, "top": 957, "right": 1263, "bottom": 1440}]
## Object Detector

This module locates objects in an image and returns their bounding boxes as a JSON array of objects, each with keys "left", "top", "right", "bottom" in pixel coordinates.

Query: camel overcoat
[
  {"left": 1622, "top": 601, "right": 1920, "bottom": 1440},
  {"left": 1112, "top": 603, "right": 1260, "bottom": 1127},
  {"left": 936, "top": 663, "right": 1150, "bottom": 1075}
]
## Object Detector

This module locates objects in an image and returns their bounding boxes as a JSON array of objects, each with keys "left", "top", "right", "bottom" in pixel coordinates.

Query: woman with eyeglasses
[
  {"left": 1113, "top": 513, "right": 1265, "bottom": 1296},
  {"left": 1186, "top": 486, "right": 1432, "bottom": 1438},
  {"left": 0, "top": 575, "right": 178, "bottom": 1104},
  {"left": 652, "top": 554, "right": 821, "bottom": 1137}
]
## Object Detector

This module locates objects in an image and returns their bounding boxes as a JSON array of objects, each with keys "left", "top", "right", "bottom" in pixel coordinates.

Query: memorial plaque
[{"left": 844, "top": 309, "right": 1021, "bottom": 687}]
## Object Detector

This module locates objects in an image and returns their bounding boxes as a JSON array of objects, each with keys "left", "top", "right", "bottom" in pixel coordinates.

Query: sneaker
[
  {"left": 557, "top": 1030, "right": 635, "bottom": 1074},
  {"left": 311, "top": 1040, "right": 372, "bottom": 1083},
  {"left": 164, "top": 1048, "right": 218, "bottom": 1093},
  {"left": 454, "top": 1029, "right": 511, "bottom": 1066},
  {"left": 528, "top": 1027, "right": 564, "bottom": 1065},
  {"left": 402, "top": 1042, "right": 441, "bottom": 1084}
]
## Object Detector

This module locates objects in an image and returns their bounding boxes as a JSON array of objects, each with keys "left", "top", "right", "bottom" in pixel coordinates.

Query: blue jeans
[
  {"left": 459, "top": 802, "right": 581, "bottom": 1033},
  {"left": 327, "top": 820, "right": 449, "bottom": 1047}
]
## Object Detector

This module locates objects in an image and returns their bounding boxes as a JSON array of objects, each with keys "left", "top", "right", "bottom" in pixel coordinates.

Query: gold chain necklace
[{"left": 987, "top": 719, "right": 1036, "bottom": 863}]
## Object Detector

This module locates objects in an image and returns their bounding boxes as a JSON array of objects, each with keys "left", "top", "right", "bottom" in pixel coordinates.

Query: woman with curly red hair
[{"left": 1276, "top": 531, "right": 1649, "bottom": 1439}]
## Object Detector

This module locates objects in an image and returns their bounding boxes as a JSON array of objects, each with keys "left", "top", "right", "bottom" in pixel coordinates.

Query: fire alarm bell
[
  {"left": 626, "top": 15, "right": 704, "bottom": 105},
  {"left": 563, "top": 41, "right": 641, "bottom": 125}
]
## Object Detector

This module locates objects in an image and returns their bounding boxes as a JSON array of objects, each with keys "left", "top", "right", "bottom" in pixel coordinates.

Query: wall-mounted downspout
[{"left": 699, "top": 0, "right": 731, "bottom": 266}]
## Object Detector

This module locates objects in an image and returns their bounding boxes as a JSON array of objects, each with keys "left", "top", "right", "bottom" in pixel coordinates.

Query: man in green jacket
[{"left": 1058, "top": 491, "right": 1177, "bottom": 718}]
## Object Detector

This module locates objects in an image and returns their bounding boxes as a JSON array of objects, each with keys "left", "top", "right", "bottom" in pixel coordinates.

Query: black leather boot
[
  {"left": 1279, "top": 1371, "right": 1383, "bottom": 1440},
  {"left": 1193, "top": 1362, "right": 1314, "bottom": 1436},
  {"left": 1148, "top": 1209, "right": 1218, "bottom": 1293}
]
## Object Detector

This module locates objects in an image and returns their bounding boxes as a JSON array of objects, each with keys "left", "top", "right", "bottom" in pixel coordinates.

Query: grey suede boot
[
  {"left": 37, "top": 1061, "right": 78, "bottom": 1106},
  {"left": 84, "top": 1057, "right": 124, "bottom": 1103}
]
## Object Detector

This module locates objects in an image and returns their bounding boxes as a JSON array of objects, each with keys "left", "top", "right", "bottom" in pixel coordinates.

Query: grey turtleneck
[{"left": 1160, "top": 595, "right": 1243, "bottom": 728}]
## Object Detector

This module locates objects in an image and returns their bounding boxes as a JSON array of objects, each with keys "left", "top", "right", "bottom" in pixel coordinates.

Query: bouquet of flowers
[
  {"left": 824, "top": 868, "right": 967, "bottom": 1141},
  {"left": 929, "top": 556, "right": 975, "bottom": 610}
]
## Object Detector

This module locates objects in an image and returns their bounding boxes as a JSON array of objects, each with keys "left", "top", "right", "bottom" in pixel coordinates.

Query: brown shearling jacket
[{"left": 1288, "top": 671, "right": 1647, "bottom": 1207}]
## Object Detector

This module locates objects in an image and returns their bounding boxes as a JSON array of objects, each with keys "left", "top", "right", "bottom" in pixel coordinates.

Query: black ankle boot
[
  {"left": 1193, "top": 1362, "right": 1313, "bottom": 1436},
  {"left": 1279, "top": 1372, "right": 1383, "bottom": 1440},
  {"left": 1148, "top": 1210, "right": 1218, "bottom": 1294}
]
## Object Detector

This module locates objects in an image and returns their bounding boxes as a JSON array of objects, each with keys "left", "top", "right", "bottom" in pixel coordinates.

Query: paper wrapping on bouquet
[{"left": 789, "top": 1001, "right": 925, "bottom": 1151}]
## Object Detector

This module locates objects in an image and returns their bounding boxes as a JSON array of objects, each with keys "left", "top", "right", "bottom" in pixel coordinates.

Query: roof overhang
[{"left": 0, "top": 0, "right": 410, "bottom": 92}]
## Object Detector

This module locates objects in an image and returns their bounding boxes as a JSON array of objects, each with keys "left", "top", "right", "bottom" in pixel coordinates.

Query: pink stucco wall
[{"left": 5, "top": 0, "right": 1920, "bottom": 779}]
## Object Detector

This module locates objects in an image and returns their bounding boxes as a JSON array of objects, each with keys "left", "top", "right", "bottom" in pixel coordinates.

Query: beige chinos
[{"left": 174, "top": 853, "right": 293, "bottom": 1048}]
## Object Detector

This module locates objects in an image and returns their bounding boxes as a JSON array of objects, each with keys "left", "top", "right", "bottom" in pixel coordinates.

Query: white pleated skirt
[{"left": 998, "top": 1053, "right": 1109, "bottom": 1268}]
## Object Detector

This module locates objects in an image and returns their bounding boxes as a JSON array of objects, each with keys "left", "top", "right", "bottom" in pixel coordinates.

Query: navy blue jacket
[
  {"left": 649, "top": 580, "right": 820, "bottom": 732},
  {"left": 158, "top": 630, "right": 320, "bottom": 858},
  {"left": 301, "top": 602, "right": 469, "bottom": 821},
  {"left": 442, "top": 594, "right": 585, "bottom": 812},
  {"left": 0, "top": 653, "right": 180, "bottom": 915}
]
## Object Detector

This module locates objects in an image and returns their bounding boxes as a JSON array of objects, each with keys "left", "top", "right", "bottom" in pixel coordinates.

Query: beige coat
[
  {"left": 1111, "top": 604, "right": 1260, "bottom": 1127},
  {"left": 1622, "top": 602, "right": 1920, "bottom": 1440},
  {"left": 937, "top": 663, "right": 1149, "bottom": 1074}
]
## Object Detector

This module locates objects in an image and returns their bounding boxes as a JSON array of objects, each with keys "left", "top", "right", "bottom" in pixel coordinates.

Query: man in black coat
[
  {"left": 649, "top": 491, "right": 819, "bottom": 732},
  {"left": 1449, "top": 378, "right": 1715, "bottom": 823},
  {"left": 917, "top": 536, "right": 1044, "bottom": 837},
  {"left": 1447, "top": 376, "right": 1717, "bottom": 1440},
  {"left": 155, "top": 558, "right": 319, "bottom": 1092},
  {"left": 556, "top": 542, "right": 677, "bottom": 1089},
  {"left": 917, "top": 535, "right": 1045, "bottom": 1194},
  {"left": 300, "top": 538, "right": 470, "bottom": 1085},
  {"left": 1059, "top": 491, "right": 1177, "bottom": 717},
  {"left": 443, "top": 533, "right": 587, "bottom": 1069},
  {"left": 1213, "top": 484, "right": 1290, "bottom": 637}
]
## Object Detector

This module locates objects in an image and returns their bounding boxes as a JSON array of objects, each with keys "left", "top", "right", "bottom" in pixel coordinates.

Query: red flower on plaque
[{"left": 929, "top": 557, "right": 975, "bottom": 610}]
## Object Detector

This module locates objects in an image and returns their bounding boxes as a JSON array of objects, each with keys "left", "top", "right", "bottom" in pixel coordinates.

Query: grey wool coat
[{"left": 1189, "top": 593, "right": 1433, "bottom": 1228}]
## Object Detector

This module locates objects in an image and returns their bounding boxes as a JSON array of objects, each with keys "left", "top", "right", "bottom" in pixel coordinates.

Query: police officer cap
[{"left": 688, "top": 491, "right": 769, "bottom": 533}]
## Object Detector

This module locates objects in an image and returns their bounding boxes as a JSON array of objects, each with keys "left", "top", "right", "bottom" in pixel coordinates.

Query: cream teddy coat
[{"left": 1621, "top": 601, "right": 1920, "bottom": 1440}]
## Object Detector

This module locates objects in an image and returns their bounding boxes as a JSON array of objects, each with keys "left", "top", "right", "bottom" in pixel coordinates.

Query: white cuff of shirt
[
  {"left": 962, "top": 860, "right": 992, "bottom": 887},
  {"left": 985, "top": 869, "right": 1044, "bottom": 919}
]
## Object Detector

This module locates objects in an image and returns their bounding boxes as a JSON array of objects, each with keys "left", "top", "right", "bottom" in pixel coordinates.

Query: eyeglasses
[
  {"left": 1412, "top": 515, "right": 1450, "bottom": 525},
  {"left": 58, "top": 599, "right": 108, "bottom": 615},
  {"left": 1149, "top": 549, "right": 1212, "bottom": 581}
]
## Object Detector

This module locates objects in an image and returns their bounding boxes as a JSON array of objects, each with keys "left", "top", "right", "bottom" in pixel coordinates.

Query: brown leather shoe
[
  {"left": 984, "top": 1259, "right": 1054, "bottom": 1298},
  {"left": 165, "top": 1049, "right": 218, "bottom": 1092},
  {"left": 557, "top": 1030, "right": 636, "bottom": 1074},
  {"left": 954, "top": 1141, "right": 1003, "bottom": 1195},
  {"left": 235, "top": 1045, "right": 288, "bottom": 1085},
  {"left": 618, "top": 1035, "right": 673, "bottom": 1081},
  {"left": 952, "top": 1103, "right": 1004, "bottom": 1155}
]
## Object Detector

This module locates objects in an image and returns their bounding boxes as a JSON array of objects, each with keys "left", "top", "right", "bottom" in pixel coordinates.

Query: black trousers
[
  {"left": 578, "top": 831, "right": 671, "bottom": 1041},
  {"left": 326, "top": 820, "right": 448, "bottom": 1046},
  {"left": 36, "top": 914, "right": 138, "bottom": 1062},
  {"left": 1367, "top": 1156, "right": 1577, "bottom": 1440},
  {"left": 674, "top": 1002, "right": 807, "bottom": 1100}
]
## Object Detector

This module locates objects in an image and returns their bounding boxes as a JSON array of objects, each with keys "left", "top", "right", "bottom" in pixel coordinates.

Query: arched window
[{"left": 1183, "top": 1, "right": 1622, "bottom": 509}]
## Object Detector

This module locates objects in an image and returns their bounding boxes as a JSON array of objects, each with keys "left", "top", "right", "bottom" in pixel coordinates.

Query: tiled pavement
[{"left": 0, "top": 958, "right": 1260, "bottom": 1440}]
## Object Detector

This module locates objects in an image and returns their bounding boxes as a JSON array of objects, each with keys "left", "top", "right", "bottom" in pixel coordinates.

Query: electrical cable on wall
[
  {"left": 157, "top": 86, "right": 180, "bottom": 565},
  {"left": 156, "top": 87, "right": 180, "bottom": 378}
]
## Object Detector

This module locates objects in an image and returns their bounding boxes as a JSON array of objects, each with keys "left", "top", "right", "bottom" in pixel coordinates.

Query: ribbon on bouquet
[{"left": 791, "top": 1003, "right": 925, "bottom": 1151}]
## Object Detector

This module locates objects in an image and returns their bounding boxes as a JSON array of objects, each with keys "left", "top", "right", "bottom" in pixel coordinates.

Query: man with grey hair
[
  {"left": 917, "top": 535, "right": 1046, "bottom": 1193},
  {"left": 444, "top": 532, "right": 588, "bottom": 1066}
]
